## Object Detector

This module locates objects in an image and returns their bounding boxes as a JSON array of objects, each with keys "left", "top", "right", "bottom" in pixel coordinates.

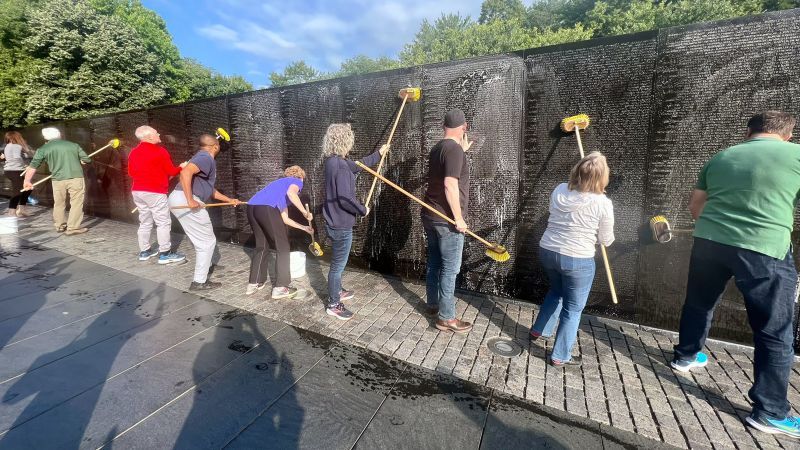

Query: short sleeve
[
  {"left": 443, "top": 144, "right": 464, "bottom": 179},
  {"left": 192, "top": 154, "right": 211, "bottom": 177},
  {"left": 696, "top": 160, "right": 710, "bottom": 191}
]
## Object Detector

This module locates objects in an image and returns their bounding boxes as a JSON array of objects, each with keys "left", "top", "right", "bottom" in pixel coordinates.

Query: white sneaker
[{"left": 246, "top": 283, "right": 266, "bottom": 295}]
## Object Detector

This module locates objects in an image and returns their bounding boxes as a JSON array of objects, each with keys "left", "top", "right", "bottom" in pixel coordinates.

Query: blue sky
[{"left": 141, "top": 0, "right": 484, "bottom": 88}]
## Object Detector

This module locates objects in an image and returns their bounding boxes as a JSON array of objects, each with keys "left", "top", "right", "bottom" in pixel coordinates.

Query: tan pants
[{"left": 52, "top": 178, "right": 85, "bottom": 231}]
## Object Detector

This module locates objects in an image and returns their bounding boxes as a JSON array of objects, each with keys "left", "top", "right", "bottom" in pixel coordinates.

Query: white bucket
[
  {"left": 0, "top": 216, "right": 18, "bottom": 235},
  {"left": 290, "top": 251, "right": 306, "bottom": 279}
]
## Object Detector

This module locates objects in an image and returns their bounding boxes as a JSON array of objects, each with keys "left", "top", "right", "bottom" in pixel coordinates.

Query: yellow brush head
[
  {"left": 650, "top": 215, "right": 668, "bottom": 226},
  {"left": 110, "top": 138, "right": 121, "bottom": 149},
  {"left": 309, "top": 242, "right": 323, "bottom": 257},
  {"left": 399, "top": 87, "right": 421, "bottom": 102},
  {"left": 560, "top": 114, "right": 590, "bottom": 132},
  {"left": 485, "top": 244, "right": 510, "bottom": 263},
  {"left": 216, "top": 127, "right": 230, "bottom": 142}
]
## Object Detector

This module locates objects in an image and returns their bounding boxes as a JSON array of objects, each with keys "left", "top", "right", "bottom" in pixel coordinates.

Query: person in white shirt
[
  {"left": 531, "top": 151, "right": 615, "bottom": 367},
  {"left": 1, "top": 131, "right": 34, "bottom": 217}
]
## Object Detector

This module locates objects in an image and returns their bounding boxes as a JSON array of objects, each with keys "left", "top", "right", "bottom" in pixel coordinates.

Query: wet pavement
[
  {"left": 0, "top": 235, "right": 665, "bottom": 449},
  {"left": 2, "top": 202, "right": 800, "bottom": 449}
]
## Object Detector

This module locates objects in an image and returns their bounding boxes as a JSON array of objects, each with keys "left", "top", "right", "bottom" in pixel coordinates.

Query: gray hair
[
  {"left": 134, "top": 125, "right": 156, "bottom": 141},
  {"left": 41, "top": 127, "right": 61, "bottom": 141},
  {"left": 322, "top": 123, "right": 354, "bottom": 157}
]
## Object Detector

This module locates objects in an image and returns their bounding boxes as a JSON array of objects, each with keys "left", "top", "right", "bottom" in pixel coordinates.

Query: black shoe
[
  {"left": 549, "top": 356, "right": 582, "bottom": 367},
  {"left": 189, "top": 280, "right": 222, "bottom": 291}
]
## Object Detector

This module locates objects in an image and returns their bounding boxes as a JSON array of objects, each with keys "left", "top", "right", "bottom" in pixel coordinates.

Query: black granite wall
[{"left": 3, "top": 9, "right": 800, "bottom": 347}]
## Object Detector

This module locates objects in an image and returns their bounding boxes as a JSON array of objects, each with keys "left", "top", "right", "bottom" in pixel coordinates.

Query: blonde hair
[
  {"left": 284, "top": 165, "right": 306, "bottom": 180},
  {"left": 568, "top": 152, "right": 609, "bottom": 194},
  {"left": 322, "top": 123, "right": 354, "bottom": 157}
]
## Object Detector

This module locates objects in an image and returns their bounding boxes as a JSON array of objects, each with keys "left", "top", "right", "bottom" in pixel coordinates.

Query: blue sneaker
[
  {"left": 158, "top": 252, "right": 186, "bottom": 265},
  {"left": 138, "top": 249, "right": 159, "bottom": 261},
  {"left": 746, "top": 415, "right": 800, "bottom": 438},
  {"left": 670, "top": 351, "right": 708, "bottom": 372}
]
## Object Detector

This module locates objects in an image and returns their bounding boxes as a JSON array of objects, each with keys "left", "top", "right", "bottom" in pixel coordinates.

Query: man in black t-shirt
[{"left": 422, "top": 109, "right": 473, "bottom": 334}]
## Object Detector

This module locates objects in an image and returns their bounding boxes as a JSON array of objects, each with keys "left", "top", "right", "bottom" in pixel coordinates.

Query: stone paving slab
[{"left": 3, "top": 204, "right": 800, "bottom": 449}]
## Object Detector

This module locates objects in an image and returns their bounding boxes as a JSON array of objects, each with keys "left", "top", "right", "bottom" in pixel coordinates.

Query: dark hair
[{"left": 747, "top": 111, "right": 796, "bottom": 137}]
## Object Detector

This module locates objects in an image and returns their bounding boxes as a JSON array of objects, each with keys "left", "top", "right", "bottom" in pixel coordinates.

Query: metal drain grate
[{"left": 486, "top": 337, "right": 522, "bottom": 358}]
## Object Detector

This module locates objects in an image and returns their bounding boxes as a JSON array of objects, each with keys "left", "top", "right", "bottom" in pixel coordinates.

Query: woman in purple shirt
[{"left": 246, "top": 165, "right": 313, "bottom": 299}]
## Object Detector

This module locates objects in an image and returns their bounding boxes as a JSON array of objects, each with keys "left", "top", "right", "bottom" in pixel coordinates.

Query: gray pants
[
  {"left": 133, "top": 191, "right": 172, "bottom": 253},
  {"left": 168, "top": 190, "right": 216, "bottom": 283}
]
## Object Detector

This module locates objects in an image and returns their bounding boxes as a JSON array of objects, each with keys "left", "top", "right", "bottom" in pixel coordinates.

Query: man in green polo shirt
[
  {"left": 23, "top": 127, "right": 91, "bottom": 235},
  {"left": 672, "top": 111, "right": 800, "bottom": 438}
]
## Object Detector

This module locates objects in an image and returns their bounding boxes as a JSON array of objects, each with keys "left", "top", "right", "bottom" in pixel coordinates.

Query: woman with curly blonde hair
[
  {"left": 322, "top": 123, "right": 388, "bottom": 320},
  {"left": 246, "top": 165, "right": 313, "bottom": 299}
]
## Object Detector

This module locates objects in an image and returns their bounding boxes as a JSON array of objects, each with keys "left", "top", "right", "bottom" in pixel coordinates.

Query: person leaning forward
[
  {"left": 422, "top": 108, "right": 474, "bottom": 334},
  {"left": 672, "top": 111, "right": 800, "bottom": 438},
  {"left": 23, "top": 127, "right": 90, "bottom": 235},
  {"left": 168, "top": 134, "right": 241, "bottom": 291}
]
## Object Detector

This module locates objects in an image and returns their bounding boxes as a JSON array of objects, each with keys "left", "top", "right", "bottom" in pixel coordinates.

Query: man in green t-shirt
[
  {"left": 672, "top": 111, "right": 800, "bottom": 438},
  {"left": 23, "top": 127, "right": 91, "bottom": 235}
]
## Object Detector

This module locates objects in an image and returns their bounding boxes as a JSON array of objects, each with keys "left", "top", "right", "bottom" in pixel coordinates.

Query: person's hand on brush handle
[
  {"left": 455, "top": 218, "right": 468, "bottom": 233},
  {"left": 379, "top": 144, "right": 390, "bottom": 157}
]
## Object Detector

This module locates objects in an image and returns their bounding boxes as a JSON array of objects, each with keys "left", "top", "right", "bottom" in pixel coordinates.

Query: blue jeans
[
  {"left": 674, "top": 238, "right": 797, "bottom": 421},
  {"left": 424, "top": 222, "right": 465, "bottom": 321},
  {"left": 531, "top": 247, "right": 595, "bottom": 362},
  {"left": 326, "top": 225, "right": 353, "bottom": 306}
]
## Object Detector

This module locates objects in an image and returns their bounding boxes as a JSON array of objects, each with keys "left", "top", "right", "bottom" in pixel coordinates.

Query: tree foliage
[
  {"left": 270, "top": 0, "right": 800, "bottom": 86},
  {"left": 0, "top": 0, "right": 251, "bottom": 127},
  {"left": 269, "top": 61, "right": 328, "bottom": 87}
]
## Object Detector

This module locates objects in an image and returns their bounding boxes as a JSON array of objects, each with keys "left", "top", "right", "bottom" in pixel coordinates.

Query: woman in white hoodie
[{"left": 531, "top": 152, "right": 614, "bottom": 367}]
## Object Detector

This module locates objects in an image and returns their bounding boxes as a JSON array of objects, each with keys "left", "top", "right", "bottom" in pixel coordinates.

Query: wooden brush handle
[
  {"left": 363, "top": 93, "right": 410, "bottom": 210},
  {"left": 599, "top": 245, "right": 618, "bottom": 304},
  {"left": 21, "top": 140, "right": 118, "bottom": 191},
  {"left": 355, "top": 161, "right": 494, "bottom": 249},
  {"left": 171, "top": 201, "right": 246, "bottom": 209},
  {"left": 574, "top": 127, "right": 585, "bottom": 159}
]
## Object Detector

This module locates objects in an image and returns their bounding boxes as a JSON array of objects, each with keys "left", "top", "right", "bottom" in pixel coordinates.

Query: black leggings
[
  {"left": 247, "top": 204, "right": 290, "bottom": 287},
  {"left": 3, "top": 170, "right": 31, "bottom": 210}
]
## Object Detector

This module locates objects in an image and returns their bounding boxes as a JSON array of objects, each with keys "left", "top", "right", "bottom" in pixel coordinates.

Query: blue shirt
[
  {"left": 176, "top": 150, "right": 217, "bottom": 202},
  {"left": 249, "top": 177, "right": 303, "bottom": 210}
]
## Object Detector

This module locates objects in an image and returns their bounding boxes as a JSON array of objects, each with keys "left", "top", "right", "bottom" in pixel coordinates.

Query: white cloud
[
  {"left": 196, "top": 0, "right": 483, "bottom": 72},
  {"left": 197, "top": 24, "right": 238, "bottom": 42}
]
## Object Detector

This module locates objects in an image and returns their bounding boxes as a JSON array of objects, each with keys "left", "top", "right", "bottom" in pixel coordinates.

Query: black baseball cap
[{"left": 444, "top": 109, "right": 466, "bottom": 128}]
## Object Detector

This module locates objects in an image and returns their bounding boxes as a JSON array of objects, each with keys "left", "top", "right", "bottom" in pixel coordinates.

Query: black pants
[
  {"left": 674, "top": 238, "right": 797, "bottom": 420},
  {"left": 247, "top": 205, "right": 290, "bottom": 287},
  {"left": 3, "top": 170, "right": 30, "bottom": 210}
]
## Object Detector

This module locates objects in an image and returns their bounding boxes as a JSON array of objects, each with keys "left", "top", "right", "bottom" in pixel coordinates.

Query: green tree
[
  {"left": 334, "top": 55, "right": 400, "bottom": 77},
  {"left": 269, "top": 61, "right": 327, "bottom": 87},
  {"left": 479, "top": 0, "right": 527, "bottom": 23},
  {"left": 171, "top": 59, "right": 252, "bottom": 101},
  {"left": 23, "top": 0, "right": 170, "bottom": 122},
  {"left": 585, "top": 0, "right": 764, "bottom": 37},
  {"left": 399, "top": 13, "right": 592, "bottom": 66}
]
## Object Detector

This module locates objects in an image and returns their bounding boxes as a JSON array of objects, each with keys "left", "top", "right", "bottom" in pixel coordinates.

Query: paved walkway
[
  {"left": 0, "top": 239, "right": 664, "bottom": 449},
  {"left": 3, "top": 203, "right": 800, "bottom": 449}
]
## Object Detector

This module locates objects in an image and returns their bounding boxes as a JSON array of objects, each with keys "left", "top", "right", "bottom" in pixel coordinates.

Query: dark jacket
[{"left": 323, "top": 150, "right": 381, "bottom": 229}]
